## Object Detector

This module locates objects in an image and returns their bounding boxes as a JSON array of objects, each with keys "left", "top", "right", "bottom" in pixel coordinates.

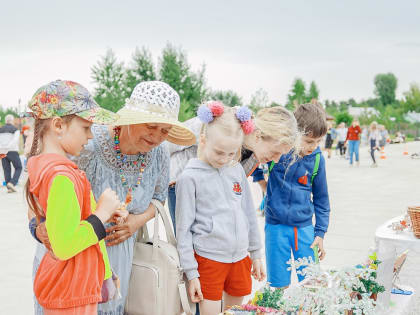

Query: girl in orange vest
[{"left": 26, "top": 80, "right": 126, "bottom": 314}]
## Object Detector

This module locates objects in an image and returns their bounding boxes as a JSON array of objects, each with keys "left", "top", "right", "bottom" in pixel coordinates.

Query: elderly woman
[{"left": 30, "top": 81, "right": 195, "bottom": 315}]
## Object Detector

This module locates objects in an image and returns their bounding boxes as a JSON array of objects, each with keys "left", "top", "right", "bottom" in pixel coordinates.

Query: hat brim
[
  {"left": 76, "top": 107, "right": 119, "bottom": 125},
  {"left": 114, "top": 108, "right": 196, "bottom": 146}
]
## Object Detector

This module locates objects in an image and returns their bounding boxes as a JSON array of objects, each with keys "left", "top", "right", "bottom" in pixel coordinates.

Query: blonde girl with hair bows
[{"left": 176, "top": 102, "right": 266, "bottom": 315}]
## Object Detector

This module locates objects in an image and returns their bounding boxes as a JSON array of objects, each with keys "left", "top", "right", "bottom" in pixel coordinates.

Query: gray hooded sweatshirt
[{"left": 176, "top": 158, "right": 262, "bottom": 280}]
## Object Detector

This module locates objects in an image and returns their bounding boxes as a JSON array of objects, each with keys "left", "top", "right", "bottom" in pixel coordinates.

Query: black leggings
[
  {"left": 370, "top": 139, "right": 377, "bottom": 163},
  {"left": 337, "top": 141, "right": 346, "bottom": 156}
]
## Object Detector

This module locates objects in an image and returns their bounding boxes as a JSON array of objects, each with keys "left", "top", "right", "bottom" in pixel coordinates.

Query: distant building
[
  {"left": 405, "top": 112, "right": 420, "bottom": 124},
  {"left": 348, "top": 106, "right": 379, "bottom": 117}
]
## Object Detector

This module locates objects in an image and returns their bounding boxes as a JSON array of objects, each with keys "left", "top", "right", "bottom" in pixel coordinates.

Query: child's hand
[
  {"left": 108, "top": 209, "right": 129, "bottom": 224},
  {"left": 36, "top": 222, "right": 52, "bottom": 251},
  {"left": 311, "top": 236, "right": 326, "bottom": 260},
  {"left": 0, "top": 154, "right": 6, "bottom": 159},
  {"left": 188, "top": 278, "right": 203, "bottom": 303},
  {"left": 95, "top": 188, "right": 121, "bottom": 223},
  {"left": 251, "top": 258, "right": 266, "bottom": 281}
]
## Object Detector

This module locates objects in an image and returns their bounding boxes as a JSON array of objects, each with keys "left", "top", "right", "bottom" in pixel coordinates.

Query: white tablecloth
[{"left": 375, "top": 216, "right": 418, "bottom": 312}]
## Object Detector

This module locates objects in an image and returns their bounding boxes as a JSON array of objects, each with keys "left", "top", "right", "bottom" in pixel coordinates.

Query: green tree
[
  {"left": 307, "top": 81, "right": 319, "bottom": 102},
  {"left": 374, "top": 73, "right": 398, "bottom": 106},
  {"left": 210, "top": 90, "right": 242, "bottom": 107},
  {"left": 335, "top": 112, "right": 353, "bottom": 126},
  {"left": 403, "top": 83, "right": 420, "bottom": 112},
  {"left": 159, "top": 43, "right": 207, "bottom": 114},
  {"left": 91, "top": 49, "right": 126, "bottom": 112},
  {"left": 249, "top": 88, "right": 269, "bottom": 112},
  {"left": 286, "top": 78, "right": 306, "bottom": 110},
  {"left": 124, "top": 47, "right": 156, "bottom": 99},
  {"left": 269, "top": 101, "right": 281, "bottom": 107}
]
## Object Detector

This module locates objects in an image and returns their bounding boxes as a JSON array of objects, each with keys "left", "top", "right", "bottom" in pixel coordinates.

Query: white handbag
[{"left": 125, "top": 199, "right": 195, "bottom": 315}]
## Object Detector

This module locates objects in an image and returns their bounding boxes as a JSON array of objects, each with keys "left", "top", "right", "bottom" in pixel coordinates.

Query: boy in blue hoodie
[{"left": 264, "top": 103, "right": 331, "bottom": 288}]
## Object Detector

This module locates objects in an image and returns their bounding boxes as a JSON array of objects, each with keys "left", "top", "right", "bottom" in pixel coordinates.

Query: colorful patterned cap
[{"left": 28, "top": 80, "right": 118, "bottom": 124}]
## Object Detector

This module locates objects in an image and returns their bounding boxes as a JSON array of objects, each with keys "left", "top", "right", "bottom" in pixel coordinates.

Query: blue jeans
[
  {"left": 1, "top": 151, "right": 22, "bottom": 185},
  {"left": 348, "top": 140, "right": 360, "bottom": 165},
  {"left": 168, "top": 184, "right": 177, "bottom": 235}
]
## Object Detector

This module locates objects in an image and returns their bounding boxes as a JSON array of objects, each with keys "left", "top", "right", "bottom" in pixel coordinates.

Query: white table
[{"left": 375, "top": 216, "right": 418, "bottom": 313}]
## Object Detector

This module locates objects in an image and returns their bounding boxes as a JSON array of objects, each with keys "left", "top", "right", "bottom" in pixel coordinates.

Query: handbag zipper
[{"left": 132, "top": 262, "right": 160, "bottom": 288}]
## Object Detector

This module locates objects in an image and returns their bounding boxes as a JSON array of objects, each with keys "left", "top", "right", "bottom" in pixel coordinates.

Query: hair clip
[
  {"left": 197, "top": 101, "right": 224, "bottom": 123},
  {"left": 235, "top": 106, "right": 255, "bottom": 135}
]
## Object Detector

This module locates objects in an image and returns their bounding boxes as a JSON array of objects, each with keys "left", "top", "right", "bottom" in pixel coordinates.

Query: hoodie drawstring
[{"left": 294, "top": 227, "right": 298, "bottom": 251}]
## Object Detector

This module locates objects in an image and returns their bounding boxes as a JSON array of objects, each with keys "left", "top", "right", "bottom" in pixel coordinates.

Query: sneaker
[
  {"left": 356, "top": 161, "right": 360, "bottom": 167},
  {"left": 371, "top": 163, "right": 378, "bottom": 168},
  {"left": 6, "top": 182, "right": 17, "bottom": 193}
]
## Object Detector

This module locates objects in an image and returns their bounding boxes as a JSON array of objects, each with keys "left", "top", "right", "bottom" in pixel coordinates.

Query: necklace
[{"left": 113, "top": 126, "right": 147, "bottom": 203}]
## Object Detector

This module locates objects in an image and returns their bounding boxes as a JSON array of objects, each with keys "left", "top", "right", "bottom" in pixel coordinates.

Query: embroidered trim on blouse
[{"left": 92, "top": 125, "right": 153, "bottom": 175}]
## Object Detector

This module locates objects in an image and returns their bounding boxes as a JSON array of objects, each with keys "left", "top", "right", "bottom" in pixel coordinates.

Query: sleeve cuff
[
  {"left": 29, "top": 217, "right": 42, "bottom": 243},
  {"left": 185, "top": 269, "right": 200, "bottom": 281},
  {"left": 314, "top": 230, "right": 325, "bottom": 238},
  {"left": 253, "top": 175, "right": 264, "bottom": 182},
  {"left": 86, "top": 214, "right": 106, "bottom": 241},
  {"left": 250, "top": 250, "right": 262, "bottom": 261}
]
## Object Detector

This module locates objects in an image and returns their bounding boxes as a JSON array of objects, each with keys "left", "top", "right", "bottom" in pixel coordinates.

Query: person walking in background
[
  {"left": 368, "top": 121, "right": 381, "bottom": 168},
  {"left": 361, "top": 125, "right": 369, "bottom": 146},
  {"left": 336, "top": 122, "right": 347, "bottom": 158},
  {"left": 345, "top": 119, "right": 361, "bottom": 167},
  {"left": 379, "top": 124, "right": 390, "bottom": 150},
  {"left": 324, "top": 122, "right": 335, "bottom": 159},
  {"left": 0, "top": 114, "right": 22, "bottom": 192}
]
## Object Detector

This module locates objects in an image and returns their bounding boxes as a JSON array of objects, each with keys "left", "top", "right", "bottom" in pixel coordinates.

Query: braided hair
[{"left": 25, "top": 115, "right": 76, "bottom": 223}]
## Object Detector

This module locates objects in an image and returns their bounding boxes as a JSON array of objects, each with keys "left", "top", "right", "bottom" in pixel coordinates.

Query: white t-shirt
[{"left": 336, "top": 128, "right": 347, "bottom": 142}]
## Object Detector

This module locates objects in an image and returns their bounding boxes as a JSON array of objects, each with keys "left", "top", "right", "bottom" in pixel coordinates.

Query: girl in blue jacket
[{"left": 264, "top": 103, "right": 331, "bottom": 288}]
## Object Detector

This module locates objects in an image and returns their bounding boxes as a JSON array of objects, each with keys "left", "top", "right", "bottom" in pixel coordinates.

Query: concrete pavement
[{"left": 1, "top": 142, "right": 420, "bottom": 314}]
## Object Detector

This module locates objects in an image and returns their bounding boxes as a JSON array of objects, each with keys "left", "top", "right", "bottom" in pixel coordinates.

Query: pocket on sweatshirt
[{"left": 195, "top": 214, "right": 231, "bottom": 253}]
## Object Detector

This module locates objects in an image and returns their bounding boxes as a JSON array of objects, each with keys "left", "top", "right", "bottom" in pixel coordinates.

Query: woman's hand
[
  {"left": 311, "top": 236, "right": 326, "bottom": 260},
  {"left": 188, "top": 278, "right": 203, "bottom": 303},
  {"left": 251, "top": 258, "right": 266, "bottom": 281},
  {"left": 35, "top": 222, "right": 52, "bottom": 251},
  {"left": 105, "top": 213, "right": 147, "bottom": 246}
]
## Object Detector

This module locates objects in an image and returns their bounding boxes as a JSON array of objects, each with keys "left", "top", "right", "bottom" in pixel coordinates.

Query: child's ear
[{"left": 50, "top": 117, "right": 65, "bottom": 134}]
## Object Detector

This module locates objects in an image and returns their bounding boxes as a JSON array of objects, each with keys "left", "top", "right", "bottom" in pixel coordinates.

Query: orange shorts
[{"left": 195, "top": 253, "right": 252, "bottom": 301}]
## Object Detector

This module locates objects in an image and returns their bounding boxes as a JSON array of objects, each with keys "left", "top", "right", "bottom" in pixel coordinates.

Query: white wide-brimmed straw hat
[{"left": 114, "top": 81, "right": 196, "bottom": 146}]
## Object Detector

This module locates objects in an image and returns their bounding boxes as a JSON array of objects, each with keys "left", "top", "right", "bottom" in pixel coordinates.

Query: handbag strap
[
  {"left": 136, "top": 224, "right": 150, "bottom": 243},
  {"left": 135, "top": 199, "right": 176, "bottom": 246},
  {"left": 178, "top": 281, "right": 193, "bottom": 315},
  {"left": 150, "top": 199, "right": 177, "bottom": 246}
]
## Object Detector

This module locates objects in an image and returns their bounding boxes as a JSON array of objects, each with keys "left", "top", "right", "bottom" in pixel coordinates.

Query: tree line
[{"left": 2, "top": 44, "right": 419, "bottom": 133}]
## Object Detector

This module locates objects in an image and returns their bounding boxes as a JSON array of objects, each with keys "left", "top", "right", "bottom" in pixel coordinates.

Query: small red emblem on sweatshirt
[
  {"left": 233, "top": 182, "right": 242, "bottom": 195},
  {"left": 298, "top": 172, "right": 308, "bottom": 186}
]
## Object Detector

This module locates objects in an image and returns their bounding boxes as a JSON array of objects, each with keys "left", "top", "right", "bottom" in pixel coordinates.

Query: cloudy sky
[{"left": 1, "top": 0, "right": 420, "bottom": 110}]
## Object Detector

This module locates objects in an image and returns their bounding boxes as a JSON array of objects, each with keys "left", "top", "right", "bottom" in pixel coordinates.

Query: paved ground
[{"left": 1, "top": 142, "right": 420, "bottom": 314}]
